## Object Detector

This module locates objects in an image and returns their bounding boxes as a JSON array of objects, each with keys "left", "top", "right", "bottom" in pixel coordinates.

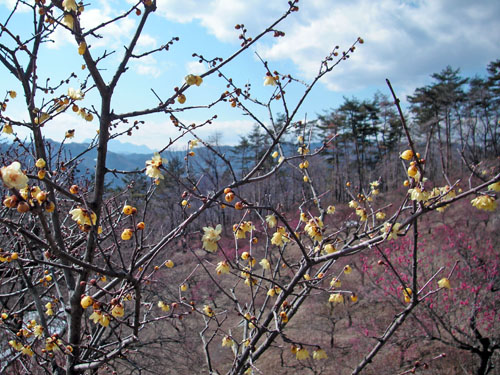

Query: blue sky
[{"left": 1, "top": 0, "right": 499, "bottom": 149}]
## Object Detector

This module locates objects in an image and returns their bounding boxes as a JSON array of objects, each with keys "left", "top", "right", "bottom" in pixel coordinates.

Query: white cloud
[
  {"left": 185, "top": 61, "right": 208, "bottom": 75},
  {"left": 80, "top": 8, "right": 136, "bottom": 49},
  {"left": 0, "top": 0, "right": 30, "bottom": 12},
  {"left": 155, "top": 0, "right": 284, "bottom": 42},
  {"left": 124, "top": 117, "right": 254, "bottom": 149},
  {"left": 256, "top": 0, "right": 500, "bottom": 92},
  {"left": 5, "top": 109, "right": 99, "bottom": 145},
  {"left": 44, "top": 2, "right": 137, "bottom": 52},
  {"left": 135, "top": 58, "right": 162, "bottom": 78},
  {"left": 137, "top": 33, "right": 158, "bottom": 49},
  {"left": 153, "top": 0, "right": 499, "bottom": 94}
]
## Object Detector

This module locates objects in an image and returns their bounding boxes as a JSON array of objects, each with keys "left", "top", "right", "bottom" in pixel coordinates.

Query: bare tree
[{"left": 0, "top": 2, "right": 499, "bottom": 375}]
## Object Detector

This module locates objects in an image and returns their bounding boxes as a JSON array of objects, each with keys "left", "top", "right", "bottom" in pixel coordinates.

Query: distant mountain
[
  {"left": 83, "top": 139, "right": 154, "bottom": 155},
  {"left": 0, "top": 138, "right": 324, "bottom": 189}
]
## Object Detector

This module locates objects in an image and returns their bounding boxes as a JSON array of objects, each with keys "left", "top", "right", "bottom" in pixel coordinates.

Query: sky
[{"left": 0, "top": 0, "right": 499, "bottom": 149}]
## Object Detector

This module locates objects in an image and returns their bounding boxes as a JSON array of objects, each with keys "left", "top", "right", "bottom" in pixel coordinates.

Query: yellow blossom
[
  {"left": 348, "top": 200, "right": 358, "bottom": 209},
  {"left": 180, "top": 283, "right": 188, "bottom": 292},
  {"left": 403, "top": 287, "right": 412, "bottom": 303},
  {"left": 233, "top": 221, "right": 254, "bottom": 239},
  {"left": 271, "top": 151, "right": 279, "bottom": 158},
  {"left": 99, "top": 314, "right": 110, "bottom": 327},
  {"left": 324, "top": 243, "right": 337, "bottom": 254},
  {"left": 265, "top": 214, "right": 277, "bottom": 228},
  {"left": 165, "top": 259, "right": 174, "bottom": 268},
  {"left": 9, "top": 91, "right": 16, "bottom": 98},
  {"left": 69, "top": 207, "right": 97, "bottom": 226},
  {"left": 409, "top": 187, "right": 430, "bottom": 202},
  {"left": 244, "top": 312, "right": 255, "bottom": 329},
  {"left": 20, "top": 345, "right": 33, "bottom": 357},
  {"left": 2, "top": 123, "right": 13, "bottom": 134},
  {"left": 90, "top": 311, "right": 102, "bottom": 324},
  {"left": 185, "top": 74, "right": 203, "bottom": 86},
  {"left": 68, "top": 87, "right": 83, "bottom": 100},
  {"left": 298, "top": 146, "right": 309, "bottom": 155},
  {"left": 304, "top": 217, "right": 323, "bottom": 242},
  {"left": 263, "top": 75, "right": 277, "bottom": 86},
  {"left": 381, "top": 222, "right": 402, "bottom": 241},
  {"left": 329, "top": 293, "right": 344, "bottom": 304},
  {"left": 34, "top": 112, "right": 49, "bottom": 125},
  {"left": 63, "top": 0, "right": 77, "bottom": 12},
  {"left": 222, "top": 336, "right": 234, "bottom": 347},
  {"left": 9, "top": 340, "right": 23, "bottom": 351},
  {"left": 202, "top": 224, "right": 222, "bottom": 252},
  {"left": 62, "top": 14, "right": 74, "bottom": 29},
  {"left": 343, "top": 265, "right": 352, "bottom": 274},
  {"left": 350, "top": 294, "right": 358, "bottom": 303},
  {"left": 121, "top": 230, "right": 132, "bottom": 241},
  {"left": 296, "top": 348, "right": 310, "bottom": 360},
  {"left": 111, "top": 304, "right": 124, "bottom": 318},
  {"left": 356, "top": 208, "right": 367, "bottom": 221},
  {"left": 260, "top": 258, "right": 271, "bottom": 270},
  {"left": 34, "top": 325, "right": 43, "bottom": 337},
  {"left": 400, "top": 149, "right": 414, "bottom": 160},
  {"left": 46, "top": 305, "right": 54, "bottom": 316},
  {"left": 216, "top": 260, "right": 230, "bottom": 275},
  {"left": 330, "top": 278, "right": 341, "bottom": 288},
  {"left": 438, "top": 185, "right": 456, "bottom": 200},
  {"left": 376, "top": 211, "right": 386, "bottom": 220},
  {"left": 438, "top": 278, "right": 451, "bottom": 289},
  {"left": 244, "top": 277, "right": 257, "bottom": 287},
  {"left": 189, "top": 139, "right": 198, "bottom": 149},
  {"left": 268, "top": 286, "right": 280, "bottom": 298},
  {"left": 119, "top": 204, "right": 133, "bottom": 216},
  {"left": 471, "top": 195, "right": 497, "bottom": 211},
  {"left": 299, "top": 160, "right": 309, "bottom": 169},
  {"left": 35, "top": 158, "right": 46, "bottom": 168},
  {"left": 1, "top": 161, "right": 28, "bottom": 189},
  {"left": 488, "top": 181, "right": 500, "bottom": 192},
  {"left": 84, "top": 112, "right": 93, "bottom": 122},
  {"left": 45, "top": 337, "right": 62, "bottom": 352},
  {"left": 65, "top": 129, "right": 75, "bottom": 138},
  {"left": 80, "top": 295, "right": 93, "bottom": 309},
  {"left": 78, "top": 42, "right": 86, "bottom": 55},
  {"left": 271, "top": 226, "right": 289, "bottom": 247},
  {"left": 30, "top": 186, "right": 41, "bottom": 199},
  {"left": 327, "top": 205, "right": 335, "bottom": 214},
  {"left": 145, "top": 152, "right": 167, "bottom": 179},
  {"left": 177, "top": 94, "right": 186, "bottom": 104},
  {"left": 158, "top": 301, "right": 170, "bottom": 312},
  {"left": 203, "top": 305, "right": 214, "bottom": 317},
  {"left": 407, "top": 165, "right": 419, "bottom": 178},
  {"left": 313, "top": 348, "right": 327, "bottom": 360},
  {"left": 279, "top": 311, "right": 288, "bottom": 323}
]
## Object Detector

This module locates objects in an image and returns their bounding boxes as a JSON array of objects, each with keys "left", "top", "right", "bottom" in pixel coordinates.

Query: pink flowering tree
[
  {"left": 354, "top": 206, "right": 499, "bottom": 374},
  {"left": 0, "top": 1, "right": 499, "bottom": 375}
]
